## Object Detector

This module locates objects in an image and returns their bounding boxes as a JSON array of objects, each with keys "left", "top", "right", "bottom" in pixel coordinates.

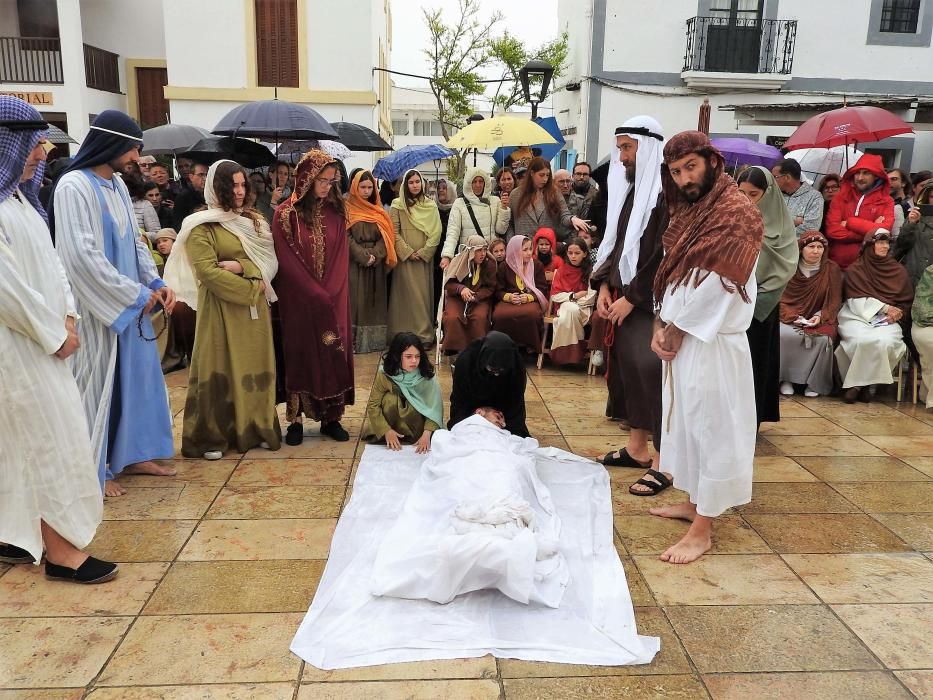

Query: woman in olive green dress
[
  {"left": 364, "top": 332, "right": 443, "bottom": 453},
  {"left": 163, "top": 159, "right": 282, "bottom": 459}
]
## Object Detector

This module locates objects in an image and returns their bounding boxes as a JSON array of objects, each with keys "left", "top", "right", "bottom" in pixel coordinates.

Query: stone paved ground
[{"left": 1, "top": 352, "right": 932, "bottom": 699}]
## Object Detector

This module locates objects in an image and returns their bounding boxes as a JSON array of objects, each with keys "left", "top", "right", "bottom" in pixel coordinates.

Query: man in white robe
[
  {"left": 0, "top": 96, "right": 116, "bottom": 583},
  {"left": 51, "top": 110, "right": 176, "bottom": 497},
  {"left": 648, "top": 131, "right": 764, "bottom": 564}
]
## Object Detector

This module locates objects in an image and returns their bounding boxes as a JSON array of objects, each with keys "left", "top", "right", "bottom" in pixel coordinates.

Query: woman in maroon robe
[{"left": 272, "top": 149, "right": 354, "bottom": 444}]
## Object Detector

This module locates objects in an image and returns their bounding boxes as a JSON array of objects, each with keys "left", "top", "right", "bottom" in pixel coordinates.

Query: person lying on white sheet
[{"left": 370, "top": 408, "right": 570, "bottom": 608}]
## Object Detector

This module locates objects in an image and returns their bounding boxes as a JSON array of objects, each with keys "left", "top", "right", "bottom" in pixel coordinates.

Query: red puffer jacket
[{"left": 825, "top": 154, "right": 895, "bottom": 270}]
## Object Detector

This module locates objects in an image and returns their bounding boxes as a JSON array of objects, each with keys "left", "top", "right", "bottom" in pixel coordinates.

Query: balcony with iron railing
[
  {"left": 681, "top": 16, "right": 797, "bottom": 89},
  {"left": 0, "top": 36, "right": 63, "bottom": 84},
  {"left": 83, "top": 43, "right": 120, "bottom": 93}
]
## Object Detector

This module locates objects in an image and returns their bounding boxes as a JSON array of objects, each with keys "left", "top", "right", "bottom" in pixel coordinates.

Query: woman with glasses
[
  {"left": 272, "top": 149, "right": 355, "bottom": 444},
  {"left": 818, "top": 174, "right": 841, "bottom": 234}
]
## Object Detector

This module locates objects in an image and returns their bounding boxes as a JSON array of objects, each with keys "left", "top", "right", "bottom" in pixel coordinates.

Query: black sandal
[
  {"left": 628, "top": 469, "right": 673, "bottom": 497},
  {"left": 599, "top": 448, "right": 651, "bottom": 468}
]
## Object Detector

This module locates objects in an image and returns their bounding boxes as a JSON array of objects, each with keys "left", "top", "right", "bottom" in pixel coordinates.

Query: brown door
[{"left": 136, "top": 67, "right": 169, "bottom": 129}]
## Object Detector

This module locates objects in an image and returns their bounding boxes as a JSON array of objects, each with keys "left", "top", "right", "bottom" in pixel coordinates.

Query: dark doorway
[
  {"left": 705, "top": 0, "right": 764, "bottom": 73},
  {"left": 136, "top": 67, "right": 169, "bottom": 130}
]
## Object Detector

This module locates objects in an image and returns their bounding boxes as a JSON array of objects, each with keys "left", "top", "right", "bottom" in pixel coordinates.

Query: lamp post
[
  {"left": 519, "top": 59, "right": 555, "bottom": 120},
  {"left": 466, "top": 113, "right": 484, "bottom": 167}
]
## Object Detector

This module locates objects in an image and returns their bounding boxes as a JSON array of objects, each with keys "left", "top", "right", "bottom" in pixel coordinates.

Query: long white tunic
[
  {"left": 0, "top": 192, "right": 103, "bottom": 562},
  {"left": 659, "top": 269, "right": 757, "bottom": 518},
  {"left": 835, "top": 297, "right": 906, "bottom": 388},
  {"left": 53, "top": 171, "right": 161, "bottom": 470}
]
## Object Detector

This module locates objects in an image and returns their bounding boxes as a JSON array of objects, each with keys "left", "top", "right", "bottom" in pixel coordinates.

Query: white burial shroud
[{"left": 291, "top": 415, "right": 660, "bottom": 669}]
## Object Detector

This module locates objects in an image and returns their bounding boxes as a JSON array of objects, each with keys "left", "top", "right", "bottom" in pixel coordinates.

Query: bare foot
[
  {"left": 104, "top": 480, "right": 127, "bottom": 497},
  {"left": 123, "top": 461, "right": 177, "bottom": 477},
  {"left": 649, "top": 502, "right": 697, "bottom": 522},
  {"left": 659, "top": 531, "right": 712, "bottom": 564}
]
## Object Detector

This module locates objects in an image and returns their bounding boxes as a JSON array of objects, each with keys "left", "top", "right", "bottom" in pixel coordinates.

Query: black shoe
[
  {"left": 0, "top": 543, "right": 35, "bottom": 564},
  {"left": 858, "top": 386, "right": 873, "bottom": 403},
  {"left": 285, "top": 423, "right": 304, "bottom": 446},
  {"left": 45, "top": 556, "right": 118, "bottom": 584},
  {"left": 321, "top": 421, "right": 350, "bottom": 442},
  {"left": 843, "top": 387, "right": 860, "bottom": 404}
]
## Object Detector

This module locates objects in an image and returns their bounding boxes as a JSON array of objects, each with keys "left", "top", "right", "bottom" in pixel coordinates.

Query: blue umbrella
[
  {"left": 493, "top": 116, "right": 566, "bottom": 166},
  {"left": 373, "top": 144, "right": 455, "bottom": 182},
  {"left": 212, "top": 100, "right": 338, "bottom": 141},
  {"left": 710, "top": 138, "right": 782, "bottom": 168}
]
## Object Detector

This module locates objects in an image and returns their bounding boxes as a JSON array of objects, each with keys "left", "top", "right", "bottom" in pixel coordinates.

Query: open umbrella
[
  {"left": 711, "top": 138, "right": 782, "bottom": 168},
  {"left": 142, "top": 124, "right": 211, "bottom": 155},
  {"left": 784, "top": 105, "right": 913, "bottom": 151},
  {"left": 183, "top": 136, "right": 276, "bottom": 169},
  {"left": 45, "top": 125, "right": 77, "bottom": 145},
  {"left": 267, "top": 139, "right": 353, "bottom": 163},
  {"left": 331, "top": 121, "right": 392, "bottom": 152},
  {"left": 213, "top": 100, "right": 338, "bottom": 141},
  {"left": 373, "top": 144, "right": 455, "bottom": 182},
  {"left": 493, "top": 116, "right": 566, "bottom": 166},
  {"left": 446, "top": 116, "right": 557, "bottom": 150},
  {"left": 784, "top": 145, "right": 865, "bottom": 183}
]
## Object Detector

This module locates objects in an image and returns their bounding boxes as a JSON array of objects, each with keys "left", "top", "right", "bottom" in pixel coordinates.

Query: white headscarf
[
  {"left": 163, "top": 159, "right": 279, "bottom": 312},
  {"left": 595, "top": 116, "right": 665, "bottom": 286}
]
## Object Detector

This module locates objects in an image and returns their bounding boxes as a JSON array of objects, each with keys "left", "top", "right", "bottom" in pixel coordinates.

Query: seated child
[
  {"left": 365, "top": 331, "right": 444, "bottom": 453},
  {"left": 532, "top": 227, "right": 563, "bottom": 291},
  {"left": 489, "top": 238, "right": 506, "bottom": 265},
  {"left": 548, "top": 237, "right": 596, "bottom": 365}
]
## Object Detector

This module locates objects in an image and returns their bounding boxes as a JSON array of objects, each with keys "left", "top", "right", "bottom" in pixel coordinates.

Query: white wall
[
  {"left": 306, "top": 1, "right": 376, "bottom": 92},
  {"left": 162, "top": 0, "right": 247, "bottom": 88}
]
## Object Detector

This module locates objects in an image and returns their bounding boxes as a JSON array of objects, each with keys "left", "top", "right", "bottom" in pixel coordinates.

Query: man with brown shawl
[
  {"left": 272, "top": 149, "right": 354, "bottom": 444},
  {"left": 591, "top": 116, "right": 670, "bottom": 498},
  {"left": 648, "top": 131, "right": 764, "bottom": 564}
]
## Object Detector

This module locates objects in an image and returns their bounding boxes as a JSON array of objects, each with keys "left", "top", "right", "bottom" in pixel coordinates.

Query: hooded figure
[
  {"left": 448, "top": 331, "right": 530, "bottom": 437},
  {"left": 825, "top": 154, "right": 896, "bottom": 270},
  {"left": 440, "top": 166, "right": 510, "bottom": 260},
  {"left": 532, "top": 226, "right": 563, "bottom": 278}
]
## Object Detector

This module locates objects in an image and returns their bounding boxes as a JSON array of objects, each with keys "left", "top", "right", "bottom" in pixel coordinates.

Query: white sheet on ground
[{"left": 291, "top": 416, "right": 660, "bottom": 669}]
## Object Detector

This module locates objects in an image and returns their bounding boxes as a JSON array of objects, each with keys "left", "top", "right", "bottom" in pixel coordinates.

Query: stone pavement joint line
[{"left": 2, "top": 353, "right": 931, "bottom": 698}]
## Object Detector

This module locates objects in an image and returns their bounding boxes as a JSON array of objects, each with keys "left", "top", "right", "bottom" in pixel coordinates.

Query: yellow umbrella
[{"left": 446, "top": 116, "right": 558, "bottom": 150}]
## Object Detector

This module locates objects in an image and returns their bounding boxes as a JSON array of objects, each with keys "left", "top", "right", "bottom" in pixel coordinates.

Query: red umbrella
[{"left": 785, "top": 105, "right": 913, "bottom": 151}]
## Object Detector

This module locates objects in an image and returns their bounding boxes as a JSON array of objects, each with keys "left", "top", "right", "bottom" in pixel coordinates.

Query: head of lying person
[{"left": 474, "top": 407, "right": 506, "bottom": 428}]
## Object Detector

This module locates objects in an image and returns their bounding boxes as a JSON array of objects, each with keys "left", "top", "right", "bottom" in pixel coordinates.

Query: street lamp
[
  {"left": 519, "top": 59, "right": 554, "bottom": 120},
  {"left": 466, "top": 113, "right": 484, "bottom": 166}
]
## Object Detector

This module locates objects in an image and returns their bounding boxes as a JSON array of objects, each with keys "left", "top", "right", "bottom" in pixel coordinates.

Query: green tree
[
  {"left": 423, "top": 0, "right": 502, "bottom": 180},
  {"left": 487, "top": 31, "right": 570, "bottom": 117}
]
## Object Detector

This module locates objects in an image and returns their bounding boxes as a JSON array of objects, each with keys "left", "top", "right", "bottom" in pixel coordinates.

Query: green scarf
[
  {"left": 752, "top": 167, "right": 799, "bottom": 321},
  {"left": 912, "top": 264, "right": 933, "bottom": 327},
  {"left": 390, "top": 172, "right": 442, "bottom": 245},
  {"left": 383, "top": 365, "right": 444, "bottom": 429}
]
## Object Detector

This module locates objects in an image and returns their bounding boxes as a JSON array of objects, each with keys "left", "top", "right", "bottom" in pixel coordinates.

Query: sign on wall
[{"left": 0, "top": 91, "right": 54, "bottom": 106}]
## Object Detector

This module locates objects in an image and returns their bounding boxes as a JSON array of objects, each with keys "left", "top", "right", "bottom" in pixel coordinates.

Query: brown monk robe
[
  {"left": 492, "top": 235, "right": 548, "bottom": 352},
  {"left": 441, "top": 236, "right": 498, "bottom": 353}
]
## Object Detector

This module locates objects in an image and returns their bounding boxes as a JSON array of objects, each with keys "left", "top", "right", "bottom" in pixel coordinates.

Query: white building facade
[{"left": 556, "top": 0, "right": 933, "bottom": 171}]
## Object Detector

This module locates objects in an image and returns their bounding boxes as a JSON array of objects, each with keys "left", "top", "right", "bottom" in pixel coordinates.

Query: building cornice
[{"left": 163, "top": 86, "right": 377, "bottom": 105}]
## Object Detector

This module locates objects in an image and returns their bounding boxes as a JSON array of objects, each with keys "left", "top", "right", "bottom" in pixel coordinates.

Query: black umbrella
[
  {"left": 183, "top": 136, "right": 275, "bottom": 169},
  {"left": 213, "top": 100, "right": 338, "bottom": 141},
  {"left": 330, "top": 121, "right": 392, "bottom": 152}
]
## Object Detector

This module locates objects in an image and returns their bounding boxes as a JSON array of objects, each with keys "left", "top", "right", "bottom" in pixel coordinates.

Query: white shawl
[
  {"left": 594, "top": 116, "right": 665, "bottom": 286},
  {"left": 163, "top": 159, "right": 278, "bottom": 311}
]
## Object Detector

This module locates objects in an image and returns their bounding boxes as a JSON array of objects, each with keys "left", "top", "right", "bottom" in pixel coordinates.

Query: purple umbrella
[{"left": 711, "top": 138, "right": 782, "bottom": 168}]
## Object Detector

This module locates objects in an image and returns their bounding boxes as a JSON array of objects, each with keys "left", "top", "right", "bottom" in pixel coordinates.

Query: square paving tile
[
  {"left": 759, "top": 417, "right": 850, "bottom": 436},
  {"left": 97, "top": 613, "right": 304, "bottom": 685},
  {"left": 179, "top": 519, "right": 336, "bottom": 560},
  {"left": 143, "top": 560, "right": 324, "bottom": 614},
  {"left": 301, "top": 656, "right": 497, "bottom": 682},
  {"left": 702, "top": 671, "right": 913, "bottom": 700},
  {"left": 498, "top": 607, "right": 691, "bottom": 678},
  {"left": 85, "top": 520, "right": 198, "bottom": 562},
  {"left": 764, "top": 435, "right": 886, "bottom": 457},
  {"left": 0, "top": 691, "right": 85, "bottom": 700},
  {"left": 245, "top": 437, "right": 358, "bottom": 460},
  {"left": 611, "top": 482, "right": 691, "bottom": 516},
  {"left": 502, "top": 675, "right": 709, "bottom": 699},
  {"left": 0, "top": 563, "right": 167, "bottom": 617},
  {"left": 636, "top": 555, "right": 817, "bottom": 606},
  {"left": 871, "top": 513, "right": 933, "bottom": 550},
  {"left": 205, "top": 486, "right": 344, "bottom": 519},
  {"left": 115, "top": 459, "right": 237, "bottom": 487},
  {"left": 794, "top": 456, "right": 929, "bottom": 482},
  {"left": 615, "top": 515, "right": 769, "bottom": 555},
  {"left": 895, "top": 671, "right": 933, "bottom": 699},
  {"left": 782, "top": 553, "right": 933, "bottom": 603},
  {"left": 902, "top": 457, "right": 933, "bottom": 478},
  {"left": 665, "top": 605, "right": 881, "bottom": 673},
  {"left": 775, "top": 399, "right": 822, "bottom": 418},
  {"left": 751, "top": 456, "right": 818, "bottom": 482},
  {"left": 744, "top": 514, "right": 912, "bottom": 553},
  {"left": 833, "top": 604, "right": 933, "bottom": 669},
  {"left": 862, "top": 435, "right": 933, "bottom": 456},
  {"left": 736, "top": 483, "right": 859, "bottom": 514},
  {"left": 227, "top": 459, "right": 352, "bottom": 487},
  {"left": 84, "top": 685, "right": 297, "bottom": 699},
  {"left": 620, "top": 557, "right": 656, "bottom": 607},
  {"left": 297, "top": 680, "right": 501, "bottom": 699},
  {"left": 830, "top": 415, "right": 933, "bottom": 436},
  {"left": 0, "top": 617, "right": 132, "bottom": 688},
  {"left": 831, "top": 482, "right": 933, "bottom": 513},
  {"left": 102, "top": 486, "right": 221, "bottom": 520}
]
